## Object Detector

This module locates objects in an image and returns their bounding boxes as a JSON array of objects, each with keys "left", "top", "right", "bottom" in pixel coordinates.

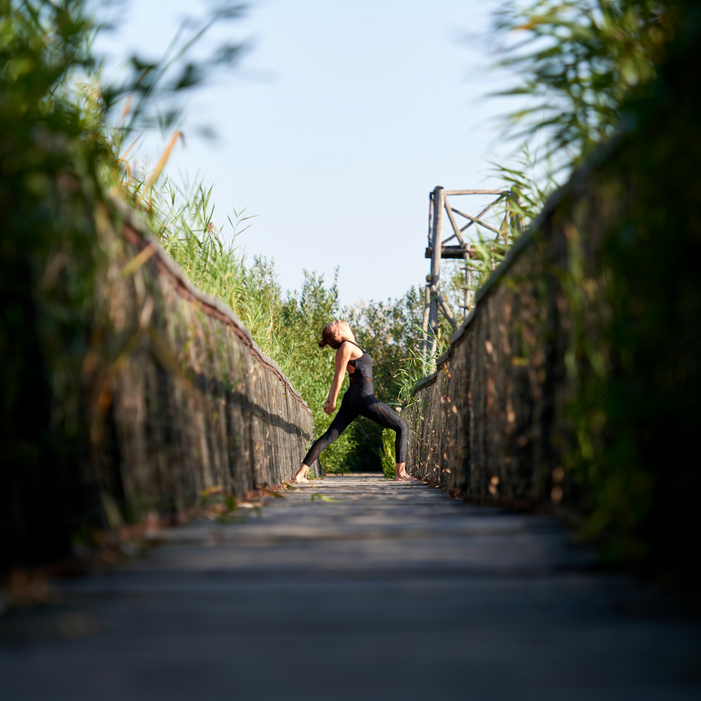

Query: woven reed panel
[
  {"left": 406, "top": 172, "right": 614, "bottom": 504},
  {"left": 90, "top": 205, "right": 315, "bottom": 522}
]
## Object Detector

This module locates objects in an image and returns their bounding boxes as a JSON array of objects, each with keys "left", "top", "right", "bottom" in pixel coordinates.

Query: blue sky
[{"left": 96, "top": 0, "right": 523, "bottom": 308}]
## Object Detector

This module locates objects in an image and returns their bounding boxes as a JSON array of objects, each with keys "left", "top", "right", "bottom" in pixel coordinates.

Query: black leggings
[{"left": 303, "top": 389, "right": 409, "bottom": 466}]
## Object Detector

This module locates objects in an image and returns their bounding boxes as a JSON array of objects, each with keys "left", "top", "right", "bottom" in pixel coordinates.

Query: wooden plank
[
  {"left": 464, "top": 251, "right": 471, "bottom": 320},
  {"left": 430, "top": 187, "right": 444, "bottom": 284},
  {"left": 423, "top": 191, "right": 434, "bottom": 369},
  {"left": 444, "top": 197, "right": 465, "bottom": 246},
  {"left": 427, "top": 187, "right": 444, "bottom": 359},
  {"left": 444, "top": 189, "right": 511, "bottom": 195},
  {"left": 454, "top": 212, "right": 501, "bottom": 236},
  {"left": 430, "top": 286, "right": 458, "bottom": 330},
  {"left": 425, "top": 246, "right": 479, "bottom": 260},
  {"left": 421, "top": 284, "right": 430, "bottom": 372},
  {"left": 453, "top": 199, "right": 503, "bottom": 233},
  {"left": 7, "top": 475, "right": 693, "bottom": 701},
  {"left": 441, "top": 232, "right": 458, "bottom": 245},
  {"left": 426, "top": 190, "right": 434, "bottom": 247}
]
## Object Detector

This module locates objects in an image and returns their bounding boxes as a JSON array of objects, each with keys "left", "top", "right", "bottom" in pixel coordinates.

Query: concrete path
[{"left": 1, "top": 475, "right": 699, "bottom": 700}]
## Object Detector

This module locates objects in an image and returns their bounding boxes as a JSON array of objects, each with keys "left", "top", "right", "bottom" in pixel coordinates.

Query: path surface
[{"left": 1, "top": 475, "right": 699, "bottom": 700}]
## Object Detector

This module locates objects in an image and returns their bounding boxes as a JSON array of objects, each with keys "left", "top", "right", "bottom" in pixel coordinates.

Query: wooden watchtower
[{"left": 422, "top": 186, "right": 521, "bottom": 364}]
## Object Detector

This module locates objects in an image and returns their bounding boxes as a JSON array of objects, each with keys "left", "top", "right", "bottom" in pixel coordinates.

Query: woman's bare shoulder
[{"left": 338, "top": 340, "right": 362, "bottom": 359}]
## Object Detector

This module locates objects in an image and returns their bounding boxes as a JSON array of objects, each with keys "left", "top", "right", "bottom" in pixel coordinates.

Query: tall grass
[{"left": 493, "top": 0, "right": 680, "bottom": 170}]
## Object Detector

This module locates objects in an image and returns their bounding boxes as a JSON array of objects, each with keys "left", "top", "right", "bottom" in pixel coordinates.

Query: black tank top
[{"left": 343, "top": 340, "right": 374, "bottom": 392}]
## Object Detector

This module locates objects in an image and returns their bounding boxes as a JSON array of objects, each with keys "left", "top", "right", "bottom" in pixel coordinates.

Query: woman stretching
[{"left": 292, "top": 320, "right": 418, "bottom": 483}]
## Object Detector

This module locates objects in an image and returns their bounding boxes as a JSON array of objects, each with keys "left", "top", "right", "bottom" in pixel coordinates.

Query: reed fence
[
  {"left": 93, "top": 202, "right": 316, "bottom": 519},
  {"left": 2, "top": 199, "right": 316, "bottom": 572},
  {"left": 406, "top": 164, "right": 610, "bottom": 504}
]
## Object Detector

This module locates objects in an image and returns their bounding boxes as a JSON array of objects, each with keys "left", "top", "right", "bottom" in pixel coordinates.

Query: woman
[{"left": 291, "top": 320, "right": 418, "bottom": 483}]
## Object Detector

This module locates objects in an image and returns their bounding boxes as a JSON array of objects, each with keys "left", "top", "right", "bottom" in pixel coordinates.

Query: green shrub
[{"left": 380, "top": 429, "right": 396, "bottom": 479}]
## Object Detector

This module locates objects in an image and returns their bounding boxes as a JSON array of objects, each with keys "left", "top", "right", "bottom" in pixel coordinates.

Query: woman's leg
[
  {"left": 291, "top": 403, "right": 357, "bottom": 483},
  {"left": 359, "top": 398, "right": 418, "bottom": 482}
]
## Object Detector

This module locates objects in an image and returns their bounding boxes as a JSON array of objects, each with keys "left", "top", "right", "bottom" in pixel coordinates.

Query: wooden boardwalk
[{"left": 2, "top": 475, "right": 699, "bottom": 700}]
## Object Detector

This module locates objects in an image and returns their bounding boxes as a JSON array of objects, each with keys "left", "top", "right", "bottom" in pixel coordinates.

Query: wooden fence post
[
  {"left": 463, "top": 251, "right": 471, "bottom": 319},
  {"left": 427, "top": 186, "right": 444, "bottom": 360}
]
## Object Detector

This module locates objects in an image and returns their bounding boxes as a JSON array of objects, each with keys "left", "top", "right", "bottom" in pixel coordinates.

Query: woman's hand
[{"left": 323, "top": 400, "right": 336, "bottom": 415}]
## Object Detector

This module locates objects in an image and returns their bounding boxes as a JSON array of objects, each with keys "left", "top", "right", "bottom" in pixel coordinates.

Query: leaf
[
  {"left": 120, "top": 242, "right": 158, "bottom": 277},
  {"left": 260, "top": 488, "right": 284, "bottom": 499},
  {"left": 311, "top": 494, "right": 339, "bottom": 503},
  {"left": 174, "top": 63, "right": 202, "bottom": 90}
]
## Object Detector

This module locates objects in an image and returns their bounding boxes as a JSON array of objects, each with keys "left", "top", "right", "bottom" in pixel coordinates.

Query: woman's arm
[{"left": 325, "top": 342, "right": 352, "bottom": 413}]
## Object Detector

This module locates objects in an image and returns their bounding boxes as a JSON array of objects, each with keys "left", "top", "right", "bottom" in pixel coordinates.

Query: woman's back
[{"left": 343, "top": 341, "right": 374, "bottom": 393}]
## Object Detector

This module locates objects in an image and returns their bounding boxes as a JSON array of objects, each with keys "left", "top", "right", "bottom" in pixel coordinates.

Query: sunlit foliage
[{"left": 494, "top": 0, "right": 681, "bottom": 168}]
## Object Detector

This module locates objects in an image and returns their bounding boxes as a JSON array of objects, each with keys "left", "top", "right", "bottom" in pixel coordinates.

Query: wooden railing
[
  {"left": 1, "top": 199, "right": 316, "bottom": 572},
  {"left": 93, "top": 202, "right": 316, "bottom": 518},
  {"left": 406, "top": 174, "right": 589, "bottom": 504}
]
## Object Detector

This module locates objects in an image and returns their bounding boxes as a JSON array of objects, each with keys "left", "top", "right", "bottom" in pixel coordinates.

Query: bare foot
[
  {"left": 290, "top": 465, "right": 310, "bottom": 484},
  {"left": 394, "top": 464, "right": 420, "bottom": 482}
]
